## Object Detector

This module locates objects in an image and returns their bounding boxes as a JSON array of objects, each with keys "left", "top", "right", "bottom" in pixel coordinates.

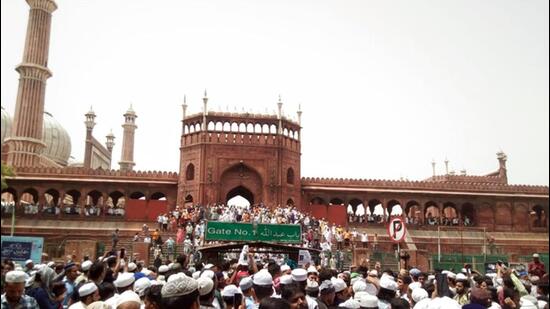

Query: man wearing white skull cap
[
  {"left": 24, "top": 259, "right": 34, "bottom": 275},
  {"left": 411, "top": 288, "right": 429, "bottom": 306},
  {"left": 68, "top": 282, "right": 99, "bottom": 309},
  {"left": 357, "top": 293, "right": 379, "bottom": 309},
  {"left": 221, "top": 284, "right": 242, "bottom": 309},
  {"left": 251, "top": 269, "right": 274, "bottom": 305},
  {"left": 75, "top": 260, "right": 94, "bottom": 285},
  {"left": 161, "top": 274, "right": 200, "bottom": 309},
  {"left": 105, "top": 272, "right": 135, "bottom": 308},
  {"left": 117, "top": 290, "right": 141, "bottom": 309},
  {"left": 377, "top": 275, "right": 397, "bottom": 309},
  {"left": 2, "top": 270, "right": 38, "bottom": 308},
  {"left": 331, "top": 278, "right": 350, "bottom": 306}
]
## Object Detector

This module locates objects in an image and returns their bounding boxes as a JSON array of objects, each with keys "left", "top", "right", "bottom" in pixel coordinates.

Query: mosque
[{"left": 1, "top": 0, "right": 548, "bottom": 270}]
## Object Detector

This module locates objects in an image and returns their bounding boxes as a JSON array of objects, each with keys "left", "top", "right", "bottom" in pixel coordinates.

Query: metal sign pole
[
  {"left": 438, "top": 226, "right": 441, "bottom": 263},
  {"left": 397, "top": 242, "right": 400, "bottom": 271},
  {"left": 483, "top": 227, "right": 487, "bottom": 262},
  {"left": 11, "top": 206, "right": 15, "bottom": 236}
]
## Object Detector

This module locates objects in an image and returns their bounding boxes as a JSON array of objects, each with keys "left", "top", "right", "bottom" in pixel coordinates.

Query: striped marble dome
[
  {"left": 1, "top": 106, "right": 12, "bottom": 143},
  {"left": 1, "top": 109, "right": 72, "bottom": 166},
  {"left": 42, "top": 111, "right": 72, "bottom": 166}
]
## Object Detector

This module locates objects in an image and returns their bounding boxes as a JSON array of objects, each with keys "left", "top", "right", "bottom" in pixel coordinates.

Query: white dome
[
  {"left": 1, "top": 106, "right": 12, "bottom": 142},
  {"left": 42, "top": 111, "right": 72, "bottom": 166}
]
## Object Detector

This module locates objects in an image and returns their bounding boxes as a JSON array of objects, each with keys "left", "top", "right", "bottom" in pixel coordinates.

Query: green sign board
[{"left": 205, "top": 221, "right": 302, "bottom": 244}]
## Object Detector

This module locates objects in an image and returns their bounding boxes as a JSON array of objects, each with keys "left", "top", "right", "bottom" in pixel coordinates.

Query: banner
[
  {"left": 1, "top": 236, "right": 44, "bottom": 264},
  {"left": 205, "top": 221, "right": 301, "bottom": 243}
]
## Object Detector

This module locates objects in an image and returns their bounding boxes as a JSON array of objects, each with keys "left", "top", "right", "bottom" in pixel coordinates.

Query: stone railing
[
  {"left": 9, "top": 166, "right": 179, "bottom": 181},
  {"left": 301, "top": 177, "right": 549, "bottom": 195}
]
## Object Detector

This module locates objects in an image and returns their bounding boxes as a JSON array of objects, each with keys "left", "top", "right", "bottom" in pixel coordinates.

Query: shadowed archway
[
  {"left": 226, "top": 186, "right": 254, "bottom": 206},
  {"left": 220, "top": 163, "right": 263, "bottom": 205}
]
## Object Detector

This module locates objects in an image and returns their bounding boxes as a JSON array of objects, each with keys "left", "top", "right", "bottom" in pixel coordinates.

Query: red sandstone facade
[
  {"left": 177, "top": 103, "right": 302, "bottom": 208},
  {"left": 1, "top": 0, "right": 548, "bottom": 269}
]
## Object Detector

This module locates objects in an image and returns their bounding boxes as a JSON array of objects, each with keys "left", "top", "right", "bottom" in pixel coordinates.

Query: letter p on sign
[{"left": 387, "top": 217, "right": 406, "bottom": 243}]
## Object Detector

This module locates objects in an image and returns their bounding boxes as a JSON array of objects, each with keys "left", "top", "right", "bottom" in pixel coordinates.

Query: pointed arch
[
  {"left": 387, "top": 199, "right": 402, "bottom": 216},
  {"left": 129, "top": 191, "right": 146, "bottom": 200},
  {"left": 226, "top": 186, "right": 254, "bottom": 206},
  {"left": 286, "top": 167, "right": 295, "bottom": 184},
  {"left": 186, "top": 163, "right": 195, "bottom": 181},
  {"left": 86, "top": 190, "right": 103, "bottom": 206},
  {"left": 207, "top": 121, "right": 215, "bottom": 131},
  {"left": 151, "top": 192, "right": 167, "bottom": 200}
]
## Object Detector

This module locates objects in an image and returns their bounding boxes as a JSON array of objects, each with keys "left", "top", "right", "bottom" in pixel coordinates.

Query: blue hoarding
[{"left": 1, "top": 236, "right": 44, "bottom": 264}]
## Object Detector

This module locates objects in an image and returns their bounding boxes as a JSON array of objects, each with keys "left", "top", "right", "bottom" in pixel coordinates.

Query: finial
[
  {"left": 183, "top": 95, "right": 187, "bottom": 105},
  {"left": 278, "top": 94, "right": 282, "bottom": 102},
  {"left": 204, "top": 89, "right": 208, "bottom": 98},
  {"left": 85, "top": 105, "right": 95, "bottom": 117}
]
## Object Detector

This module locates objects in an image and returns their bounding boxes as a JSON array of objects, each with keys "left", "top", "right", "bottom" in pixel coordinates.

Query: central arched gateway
[
  {"left": 220, "top": 163, "right": 263, "bottom": 205},
  {"left": 226, "top": 186, "right": 254, "bottom": 205}
]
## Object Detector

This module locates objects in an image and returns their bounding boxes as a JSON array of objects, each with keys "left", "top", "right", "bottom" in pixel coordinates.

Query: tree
[{"left": 1, "top": 162, "right": 15, "bottom": 190}]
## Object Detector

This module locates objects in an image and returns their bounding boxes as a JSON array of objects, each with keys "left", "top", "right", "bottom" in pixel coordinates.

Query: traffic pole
[
  {"left": 437, "top": 226, "right": 441, "bottom": 263},
  {"left": 10, "top": 205, "right": 16, "bottom": 236},
  {"left": 397, "top": 242, "right": 400, "bottom": 271}
]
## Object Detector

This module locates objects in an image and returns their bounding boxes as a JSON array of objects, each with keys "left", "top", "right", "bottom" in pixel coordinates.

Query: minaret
[
  {"left": 119, "top": 105, "right": 137, "bottom": 171},
  {"left": 83, "top": 106, "right": 96, "bottom": 168},
  {"left": 5, "top": 0, "right": 58, "bottom": 167},
  {"left": 105, "top": 130, "right": 115, "bottom": 153},
  {"left": 181, "top": 96, "right": 188, "bottom": 135},
  {"left": 105, "top": 130, "right": 115, "bottom": 169},
  {"left": 444, "top": 157, "right": 449, "bottom": 175},
  {"left": 202, "top": 90, "right": 208, "bottom": 131},
  {"left": 277, "top": 95, "right": 283, "bottom": 134},
  {"left": 431, "top": 159, "right": 436, "bottom": 178},
  {"left": 296, "top": 104, "right": 302, "bottom": 140}
]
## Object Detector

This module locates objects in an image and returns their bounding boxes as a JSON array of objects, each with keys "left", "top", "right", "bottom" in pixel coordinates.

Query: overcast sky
[{"left": 1, "top": 0, "right": 548, "bottom": 186}]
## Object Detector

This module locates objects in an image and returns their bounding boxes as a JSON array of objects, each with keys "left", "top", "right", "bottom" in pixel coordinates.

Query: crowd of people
[
  {"left": 2, "top": 202, "right": 548, "bottom": 309},
  {"left": 132, "top": 203, "right": 378, "bottom": 267},
  {"left": 0, "top": 199, "right": 125, "bottom": 217},
  {"left": 346, "top": 210, "right": 472, "bottom": 227},
  {"left": 1, "top": 246, "right": 548, "bottom": 309}
]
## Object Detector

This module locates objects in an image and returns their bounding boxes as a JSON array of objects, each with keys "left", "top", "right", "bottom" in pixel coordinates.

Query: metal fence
[{"left": 432, "top": 254, "right": 509, "bottom": 275}]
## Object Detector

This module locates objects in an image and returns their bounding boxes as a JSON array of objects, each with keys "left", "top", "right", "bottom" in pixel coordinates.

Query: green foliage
[{"left": 1, "top": 162, "right": 15, "bottom": 190}]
